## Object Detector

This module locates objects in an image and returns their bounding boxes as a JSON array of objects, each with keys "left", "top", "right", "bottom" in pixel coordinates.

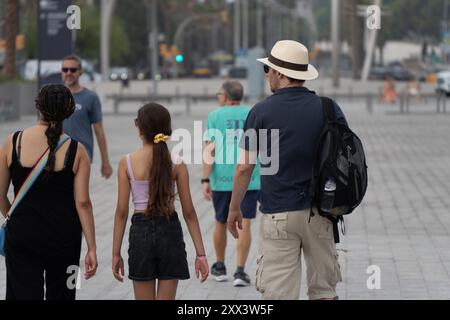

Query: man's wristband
[{"left": 201, "top": 178, "right": 210, "bottom": 184}]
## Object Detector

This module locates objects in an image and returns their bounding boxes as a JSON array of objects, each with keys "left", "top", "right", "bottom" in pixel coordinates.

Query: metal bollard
[
  {"left": 444, "top": 93, "right": 447, "bottom": 113},
  {"left": 114, "top": 96, "right": 119, "bottom": 115},
  {"left": 437, "top": 92, "right": 446, "bottom": 113},
  {"left": 406, "top": 93, "right": 410, "bottom": 113},
  {"left": 399, "top": 94, "right": 404, "bottom": 113}
]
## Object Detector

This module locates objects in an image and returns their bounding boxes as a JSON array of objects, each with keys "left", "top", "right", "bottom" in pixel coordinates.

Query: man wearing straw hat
[{"left": 227, "top": 40, "right": 348, "bottom": 300}]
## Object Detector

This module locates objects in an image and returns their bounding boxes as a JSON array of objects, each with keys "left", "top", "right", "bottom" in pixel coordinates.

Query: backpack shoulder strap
[{"left": 321, "top": 96, "right": 336, "bottom": 123}]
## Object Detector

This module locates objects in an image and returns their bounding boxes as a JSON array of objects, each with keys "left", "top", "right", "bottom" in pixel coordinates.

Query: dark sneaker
[
  {"left": 233, "top": 271, "right": 251, "bottom": 287},
  {"left": 211, "top": 262, "right": 227, "bottom": 282}
]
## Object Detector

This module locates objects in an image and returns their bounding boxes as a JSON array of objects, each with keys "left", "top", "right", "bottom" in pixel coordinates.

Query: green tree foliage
[
  {"left": 114, "top": 0, "right": 148, "bottom": 68},
  {"left": 23, "top": 2, "right": 37, "bottom": 59},
  {"left": 382, "top": 0, "right": 442, "bottom": 42},
  {"left": 314, "top": 0, "right": 443, "bottom": 43},
  {"left": 314, "top": 0, "right": 331, "bottom": 40},
  {"left": 75, "top": 5, "right": 129, "bottom": 65}
]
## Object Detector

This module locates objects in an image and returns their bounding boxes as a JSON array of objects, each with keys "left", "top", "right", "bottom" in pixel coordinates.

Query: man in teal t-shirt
[{"left": 202, "top": 80, "right": 260, "bottom": 287}]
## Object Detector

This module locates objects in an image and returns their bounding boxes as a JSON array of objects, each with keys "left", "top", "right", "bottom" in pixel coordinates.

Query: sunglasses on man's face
[
  {"left": 134, "top": 118, "right": 138, "bottom": 127},
  {"left": 263, "top": 65, "right": 270, "bottom": 74},
  {"left": 62, "top": 67, "right": 78, "bottom": 74}
]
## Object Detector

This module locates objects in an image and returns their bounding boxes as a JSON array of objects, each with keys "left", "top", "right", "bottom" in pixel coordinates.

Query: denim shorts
[
  {"left": 212, "top": 190, "right": 258, "bottom": 224},
  {"left": 128, "top": 212, "right": 190, "bottom": 281}
]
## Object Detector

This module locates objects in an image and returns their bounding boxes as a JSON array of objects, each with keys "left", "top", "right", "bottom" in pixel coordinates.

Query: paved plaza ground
[{"left": 1, "top": 94, "right": 450, "bottom": 300}]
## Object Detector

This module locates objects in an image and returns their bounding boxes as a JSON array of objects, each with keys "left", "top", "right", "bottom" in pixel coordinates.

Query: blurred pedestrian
[
  {"left": 0, "top": 84, "right": 98, "bottom": 300},
  {"left": 383, "top": 76, "right": 397, "bottom": 104},
  {"left": 112, "top": 103, "right": 209, "bottom": 300},
  {"left": 61, "top": 55, "right": 113, "bottom": 179},
  {"left": 405, "top": 78, "right": 422, "bottom": 103},
  {"left": 227, "top": 40, "right": 348, "bottom": 300},
  {"left": 202, "top": 81, "right": 260, "bottom": 286}
]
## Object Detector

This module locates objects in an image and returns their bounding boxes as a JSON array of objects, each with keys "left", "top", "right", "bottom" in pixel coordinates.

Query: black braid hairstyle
[{"left": 35, "top": 84, "right": 75, "bottom": 172}]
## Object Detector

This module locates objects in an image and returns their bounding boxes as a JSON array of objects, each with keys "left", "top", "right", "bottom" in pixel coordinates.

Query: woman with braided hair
[{"left": 0, "top": 84, "right": 98, "bottom": 300}]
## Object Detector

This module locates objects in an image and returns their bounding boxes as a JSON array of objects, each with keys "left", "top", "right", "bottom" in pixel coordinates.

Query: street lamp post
[
  {"left": 256, "top": 0, "right": 264, "bottom": 47},
  {"left": 234, "top": 0, "right": 240, "bottom": 54},
  {"left": 360, "top": 0, "right": 382, "bottom": 81},
  {"left": 331, "top": 0, "right": 340, "bottom": 87},
  {"left": 242, "top": 0, "right": 248, "bottom": 51},
  {"left": 150, "top": 0, "right": 158, "bottom": 95},
  {"left": 101, "top": 0, "right": 116, "bottom": 81}
]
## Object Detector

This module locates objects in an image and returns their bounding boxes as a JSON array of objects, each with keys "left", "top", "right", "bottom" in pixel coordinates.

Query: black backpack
[{"left": 309, "top": 97, "right": 368, "bottom": 243}]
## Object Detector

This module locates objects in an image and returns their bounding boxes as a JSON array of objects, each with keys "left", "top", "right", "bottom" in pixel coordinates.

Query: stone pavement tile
[
  {"left": 234, "top": 292, "right": 261, "bottom": 300},
  {"left": 426, "top": 282, "right": 450, "bottom": 299},
  {"left": 346, "top": 292, "right": 376, "bottom": 300},
  {"left": 182, "top": 289, "right": 211, "bottom": 300},
  {"left": 400, "top": 287, "right": 430, "bottom": 300},
  {"left": 443, "top": 261, "right": 450, "bottom": 275},
  {"left": 373, "top": 292, "right": 403, "bottom": 300},
  {"left": 207, "top": 288, "right": 239, "bottom": 300}
]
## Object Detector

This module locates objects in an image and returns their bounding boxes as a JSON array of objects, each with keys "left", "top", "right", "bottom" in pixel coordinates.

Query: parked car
[
  {"left": 369, "top": 63, "right": 415, "bottom": 81},
  {"left": 387, "top": 65, "right": 415, "bottom": 81},
  {"left": 192, "top": 66, "right": 212, "bottom": 78},
  {"left": 418, "top": 66, "right": 443, "bottom": 83},
  {"left": 109, "top": 67, "right": 131, "bottom": 81},
  {"left": 369, "top": 66, "right": 387, "bottom": 80}
]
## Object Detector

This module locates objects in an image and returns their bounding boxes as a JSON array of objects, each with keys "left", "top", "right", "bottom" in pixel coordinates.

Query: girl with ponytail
[
  {"left": 112, "top": 103, "right": 209, "bottom": 299},
  {"left": 0, "top": 84, "right": 98, "bottom": 300}
]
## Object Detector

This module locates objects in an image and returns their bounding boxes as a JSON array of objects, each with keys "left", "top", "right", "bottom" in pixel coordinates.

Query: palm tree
[{"left": 3, "top": 0, "right": 18, "bottom": 78}]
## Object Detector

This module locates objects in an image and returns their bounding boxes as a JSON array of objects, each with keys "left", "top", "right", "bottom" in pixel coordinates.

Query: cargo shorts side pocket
[
  {"left": 255, "top": 254, "right": 265, "bottom": 293},
  {"left": 318, "top": 216, "right": 333, "bottom": 240},
  {"left": 263, "top": 213, "right": 288, "bottom": 240},
  {"left": 334, "top": 251, "right": 343, "bottom": 284}
]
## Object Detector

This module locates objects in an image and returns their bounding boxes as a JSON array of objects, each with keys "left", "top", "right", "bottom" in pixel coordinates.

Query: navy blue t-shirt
[
  {"left": 240, "top": 87, "right": 348, "bottom": 214},
  {"left": 63, "top": 88, "right": 102, "bottom": 161}
]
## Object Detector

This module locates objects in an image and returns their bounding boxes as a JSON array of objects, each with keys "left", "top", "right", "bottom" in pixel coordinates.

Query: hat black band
[{"left": 268, "top": 54, "right": 308, "bottom": 71}]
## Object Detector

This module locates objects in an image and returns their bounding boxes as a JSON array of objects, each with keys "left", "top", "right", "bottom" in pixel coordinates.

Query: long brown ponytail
[
  {"left": 136, "top": 103, "right": 174, "bottom": 218},
  {"left": 35, "top": 84, "right": 75, "bottom": 172}
]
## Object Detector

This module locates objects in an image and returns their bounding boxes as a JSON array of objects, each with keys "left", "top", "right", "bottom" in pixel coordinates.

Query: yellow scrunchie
[{"left": 154, "top": 133, "right": 170, "bottom": 144}]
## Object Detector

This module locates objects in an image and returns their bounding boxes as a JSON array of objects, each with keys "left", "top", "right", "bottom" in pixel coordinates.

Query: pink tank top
[
  {"left": 126, "top": 154, "right": 149, "bottom": 211},
  {"left": 126, "top": 154, "right": 178, "bottom": 212}
]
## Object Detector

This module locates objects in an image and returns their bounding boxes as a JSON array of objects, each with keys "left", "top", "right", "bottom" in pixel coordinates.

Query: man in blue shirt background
[{"left": 61, "top": 55, "right": 112, "bottom": 179}]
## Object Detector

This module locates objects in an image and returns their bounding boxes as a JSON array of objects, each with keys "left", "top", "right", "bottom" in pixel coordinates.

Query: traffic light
[{"left": 175, "top": 54, "right": 184, "bottom": 63}]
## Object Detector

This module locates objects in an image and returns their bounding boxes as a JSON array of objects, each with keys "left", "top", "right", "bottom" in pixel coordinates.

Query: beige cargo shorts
[{"left": 255, "top": 209, "right": 342, "bottom": 300}]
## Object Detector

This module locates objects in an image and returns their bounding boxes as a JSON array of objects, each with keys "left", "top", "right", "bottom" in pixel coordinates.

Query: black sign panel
[
  {"left": 38, "top": 0, "right": 74, "bottom": 60},
  {"left": 38, "top": 0, "right": 73, "bottom": 87}
]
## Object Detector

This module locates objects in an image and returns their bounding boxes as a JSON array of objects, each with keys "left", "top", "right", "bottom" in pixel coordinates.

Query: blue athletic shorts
[{"left": 212, "top": 190, "right": 258, "bottom": 224}]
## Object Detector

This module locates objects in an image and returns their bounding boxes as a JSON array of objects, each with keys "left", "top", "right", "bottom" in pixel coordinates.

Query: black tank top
[{"left": 7, "top": 131, "right": 82, "bottom": 255}]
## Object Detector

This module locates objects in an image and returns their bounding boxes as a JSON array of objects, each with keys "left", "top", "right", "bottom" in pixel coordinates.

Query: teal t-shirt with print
[{"left": 204, "top": 105, "right": 260, "bottom": 191}]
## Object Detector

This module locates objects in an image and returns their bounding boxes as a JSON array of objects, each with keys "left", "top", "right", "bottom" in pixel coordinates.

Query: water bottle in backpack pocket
[
  {"left": 311, "top": 97, "right": 368, "bottom": 218},
  {"left": 320, "top": 177, "right": 336, "bottom": 213}
]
